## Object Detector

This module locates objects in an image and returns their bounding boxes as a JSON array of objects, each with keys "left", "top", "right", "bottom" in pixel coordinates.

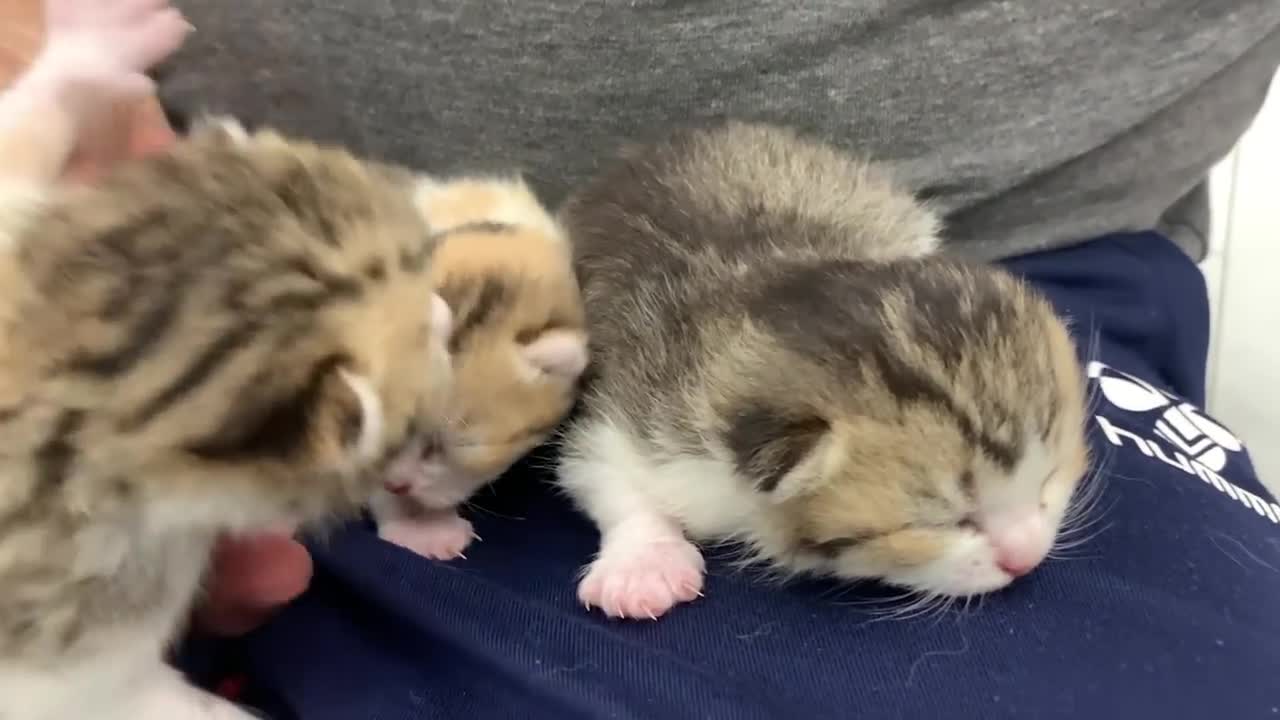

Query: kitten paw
[
  {"left": 577, "top": 538, "right": 705, "bottom": 620},
  {"left": 38, "top": 0, "right": 191, "bottom": 102},
  {"left": 378, "top": 512, "right": 475, "bottom": 561}
]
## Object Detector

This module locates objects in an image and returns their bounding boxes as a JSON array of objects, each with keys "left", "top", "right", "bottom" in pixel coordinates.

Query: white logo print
[
  {"left": 1092, "top": 364, "right": 1244, "bottom": 472},
  {"left": 1087, "top": 362, "right": 1277, "bottom": 524}
]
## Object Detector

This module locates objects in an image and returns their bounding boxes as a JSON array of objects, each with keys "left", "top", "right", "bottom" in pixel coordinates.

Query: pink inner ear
[{"left": 521, "top": 330, "right": 588, "bottom": 379}]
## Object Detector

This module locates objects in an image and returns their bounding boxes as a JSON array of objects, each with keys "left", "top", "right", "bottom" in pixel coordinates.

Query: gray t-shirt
[{"left": 163, "top": 1, "right": 1280, "bottom": 261}]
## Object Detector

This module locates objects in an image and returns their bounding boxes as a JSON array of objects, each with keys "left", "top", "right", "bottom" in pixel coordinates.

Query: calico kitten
[
  {"left": 556, "top": 122, "right": 1090, "bottom": 619},
  {"left": 373, "top": 176, "right": 588, "bottom": 560},
  {"left": 0, "top": 4, "right": 453, "bottom": 716}
]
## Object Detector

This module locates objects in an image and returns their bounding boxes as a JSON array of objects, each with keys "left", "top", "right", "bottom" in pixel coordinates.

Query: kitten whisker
[
  {"left": 1052, "top": 521, "right": 1114, "bottom": 552},
  {"left": 835, "top": 588, "right": 921, "bottom": 609},
  {"left": 866, "top": 591, "right": 957, "bottom": 624},
  {"left": 1046, "top": 550, "right": 1104, "bottom": 562},
  {"left": 461, "top": 502, "right": 526, "bottom": 522},
  {"left": 1080, "top": 323, "right": 1104, "bottom": 413},
  {"left": 925, "top": 594, "right": 958, "bottom": 626},
  {"left": 1059, "top": 486, "right": 1115, "bottom": 533},
  {"left": 1056, "top": 502, "right": 1116, "bottom": 546},
  {"left": 1056, "top": 443, "right": 1115, "bottom": 547}
]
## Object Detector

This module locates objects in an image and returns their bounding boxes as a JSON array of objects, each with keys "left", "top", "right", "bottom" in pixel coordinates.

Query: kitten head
[
  {"left": 14, "top": 117, "right": 458, "bottom": 527},
  {"left": 718, "top": 259, "right": 1089, "bottom": 597},
  {"left": 193, "top": 119, "right": 455, "bottom": 475},
  {"left": 381, "top": 176, "right": 587, "bottom": 508}
]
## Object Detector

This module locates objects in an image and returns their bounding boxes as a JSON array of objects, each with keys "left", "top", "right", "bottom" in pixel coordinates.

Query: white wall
[{"left": 1204, "top": 70, "right": 1280, "bottom": 494}]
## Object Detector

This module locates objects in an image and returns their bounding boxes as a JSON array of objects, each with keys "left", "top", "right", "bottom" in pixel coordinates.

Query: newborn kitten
[
  {"left": 373, "top": 176, "right": 588, "bottom": 560},
  {"left": 0, "top": 8, "right": 453, "bottom": 717},
  {"left": 556, "top": 122, "right": 1090, "bottom": 620}
]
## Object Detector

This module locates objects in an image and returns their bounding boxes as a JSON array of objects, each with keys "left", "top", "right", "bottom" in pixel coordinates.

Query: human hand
[
  {"left": 0, "top": 0, "right": 184, "bottom": 181},
  {"left": 194, "top": 529, "right": 315, "bottom": 636},
  {"left": 38, "top": 0, "right": 191, "bottom": 108}
]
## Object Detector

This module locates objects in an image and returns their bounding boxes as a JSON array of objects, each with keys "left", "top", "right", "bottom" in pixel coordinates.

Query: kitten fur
[
  {"left": 556, "top": 121, "right": 1090, "bottom": 620},
  {"left": 373, "top": 176, "right": 587, "bottom": 561},
  {"left": 0, "top": 118, "right": 453, "bottom": 719}
]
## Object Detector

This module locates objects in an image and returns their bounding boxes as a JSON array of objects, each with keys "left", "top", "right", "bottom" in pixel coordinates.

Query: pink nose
[
  {"left": 988, "top": 514, "right": 1050, "bottom": 578},
  {"left": 998, "top": 556, "right": 1037, "bottom": 578}
]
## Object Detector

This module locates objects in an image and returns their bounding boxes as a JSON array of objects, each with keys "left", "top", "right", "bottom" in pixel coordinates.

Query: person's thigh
[{"left": 203, "top": 232, "right": 1278, "bottom": 720}]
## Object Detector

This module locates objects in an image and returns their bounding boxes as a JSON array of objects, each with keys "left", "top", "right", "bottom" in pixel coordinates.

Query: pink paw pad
[
  {"left": 379, "top": 514, "right": 476, "bottom": 561},
  {"left": 577, "top": 539, "right": 706, "bottom": 620}
]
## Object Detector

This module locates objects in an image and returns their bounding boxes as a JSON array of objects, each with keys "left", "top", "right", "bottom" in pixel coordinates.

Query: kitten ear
[
  {"left": 430, "top": 292, "right": 453, "bottom": 346},
  {"left": 724, "top": 406, "right": 833, "bottom": 502},
  {"left": 188, "top": 113, "right": 251, "bottom": 144},
  {"left": 519, "top": 329, "right": 588, "bottom": 381},
  {"left": 334, "top": 369, "right": 385, "bottom": 464}
]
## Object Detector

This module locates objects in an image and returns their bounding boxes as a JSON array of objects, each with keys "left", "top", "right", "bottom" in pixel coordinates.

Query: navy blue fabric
[{"left": 198, "top": 232, "right": 1280, "bottom": 719}]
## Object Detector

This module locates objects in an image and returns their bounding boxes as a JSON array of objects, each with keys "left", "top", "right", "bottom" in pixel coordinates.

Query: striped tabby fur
[{"left": 0, "top": 118, "right": 453, "bottom": 718}]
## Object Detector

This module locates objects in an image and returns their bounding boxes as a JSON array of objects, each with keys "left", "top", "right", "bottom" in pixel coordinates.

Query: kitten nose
[
  {"left": 987, "top": 514, "right": 1050, "bottom": 578},
  {"left": 998, "top": 556, "right": 1035, "bottom": 578}
]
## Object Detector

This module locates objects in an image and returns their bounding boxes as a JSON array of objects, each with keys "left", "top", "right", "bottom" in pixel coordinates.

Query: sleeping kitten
[
  {"left": 0, "top": 3, "right": 454, "bottom": 716},
  {"left": 372, "top": 176, "right": 588, "bottom": 560},
  {"left": 556, "top": 122, "right": 1090, "bottom": 619}
]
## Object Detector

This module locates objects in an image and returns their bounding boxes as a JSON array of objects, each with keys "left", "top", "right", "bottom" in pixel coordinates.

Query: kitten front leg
[
  {"left": 576, "top": 513, "right": 706, "bottom": 620},
  {"left": 557, "top": 421, "right": 706, "bottom": 620},
  {"left": 371, "top": 490, "right": 476, "bottom": 561}
]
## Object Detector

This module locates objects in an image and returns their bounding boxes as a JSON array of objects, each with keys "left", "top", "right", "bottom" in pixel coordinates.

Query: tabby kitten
[
  {"left": 556, "top": 122, "right": 1089, "bottom": 619},
  {"left": 0, "top": 22, "right": 453, "bottom": 718}
]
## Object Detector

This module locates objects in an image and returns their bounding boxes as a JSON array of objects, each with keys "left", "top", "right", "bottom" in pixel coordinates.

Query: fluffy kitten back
[
  {"left": 564, "top": 121, "right": 941, "bottom": 268},
  {"left": 415, "top": 175, "right": 566, "bottom": 244}
]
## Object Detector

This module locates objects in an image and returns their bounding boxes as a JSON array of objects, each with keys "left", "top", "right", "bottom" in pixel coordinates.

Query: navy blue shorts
[{"left": 182, "top": 232, "right": 1280, "bottom": 719}]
